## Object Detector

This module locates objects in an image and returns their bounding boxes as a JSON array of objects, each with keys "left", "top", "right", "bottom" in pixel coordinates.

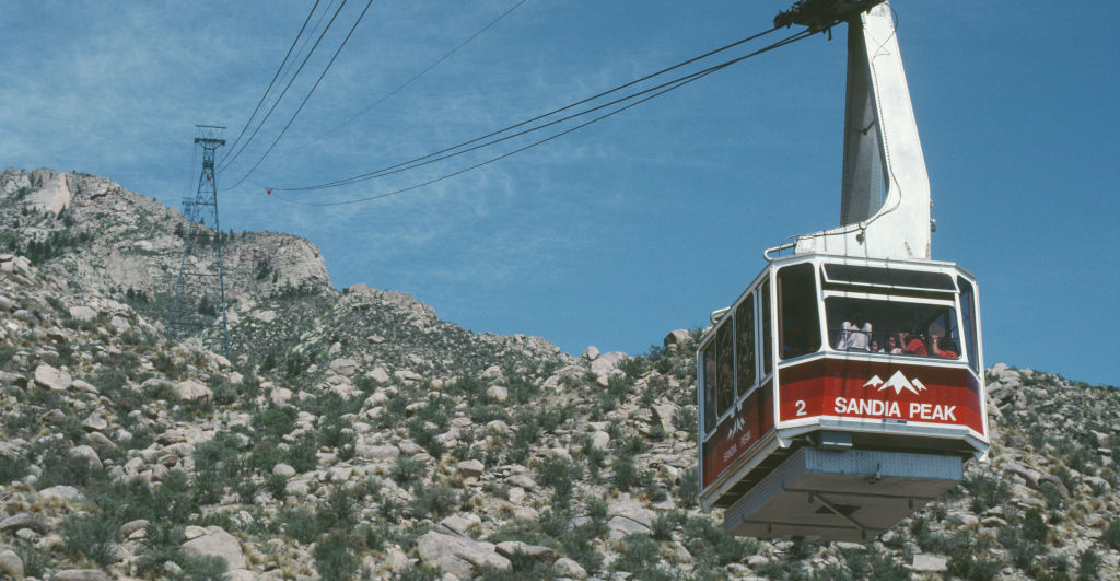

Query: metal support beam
[{"left": 167, "top": 125, "right": 231, "bottom": 358}]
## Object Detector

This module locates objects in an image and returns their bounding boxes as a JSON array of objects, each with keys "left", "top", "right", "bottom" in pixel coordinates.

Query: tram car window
[
  {"left": 760, "top": 280, "right": 772, "bottom": 375},
  {"left": 701, "top": 345, "right": 716, "bottom": 433},
  {"left": 959, "top": 277, "right": 980, "bottom": 372},
  {"left": 778, "top": 264, "right": 822, "bottom": 359},
  {"left": 735, "top": 295, "right": 756, "bottom": 394},
  {"left": 824, "top": 297, "right": 960, "bottom": 359},
  {"left": 715, "top": 322, "right": 734, "bottom": 417}
]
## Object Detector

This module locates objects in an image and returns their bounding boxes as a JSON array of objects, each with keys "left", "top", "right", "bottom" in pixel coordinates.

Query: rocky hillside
[
  {"left": 0, "top": 168, "right": 331, "bottom": 306},
  {"left": 0, "top": 169, "right": 1118, "bottom": 581}
]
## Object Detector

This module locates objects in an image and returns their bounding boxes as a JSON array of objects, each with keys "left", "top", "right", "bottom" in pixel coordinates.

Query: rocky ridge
[{"left": 0, "top": 169, "right": 1118, "bottom": 581}]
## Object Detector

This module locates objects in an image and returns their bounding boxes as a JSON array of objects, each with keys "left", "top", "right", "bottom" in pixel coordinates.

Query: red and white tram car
[
  {"left": 697, "top": 255, "right": 987, "bottom": 540},
  {"left": 697, "top": 2, "right": 989, "bottom": 540}
]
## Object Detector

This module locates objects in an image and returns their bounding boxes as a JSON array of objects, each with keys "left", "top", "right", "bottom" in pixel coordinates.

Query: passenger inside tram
[
  {"left": 836, "top": 311, "right": 872, "bottom": 351},
  {"left": 826, "top": 297, "right": 960, "bottom": 360},
  {"left": 931, "top": 336, "right": 959, "bottom": 359},
  {"left": 897, "top": 329, "right": 927, "bottom": 356}
]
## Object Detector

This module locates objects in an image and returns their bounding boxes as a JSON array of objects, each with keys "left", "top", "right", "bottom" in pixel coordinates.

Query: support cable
[
  {"left": 272, "top": 29, "right": 813, "bottom": 206},
  {"left": 220, "top": 0, "right": 323, "bottom": 167},
  {"left": 270, "top": 25, "right": 785, "bottom": 193},
  {"left": 226, "top": 0, "right": 376, "bottom": 189},
  {"left": 293, "top": 0, "right": 534, "bottom": 153},
  {"left": 218, "top": 0, "right": 351, "bottom": 175}
]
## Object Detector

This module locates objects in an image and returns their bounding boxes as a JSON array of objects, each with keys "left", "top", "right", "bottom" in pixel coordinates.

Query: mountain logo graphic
[{"left": 866, "top": 371, "right": 927, "bottom": 395}]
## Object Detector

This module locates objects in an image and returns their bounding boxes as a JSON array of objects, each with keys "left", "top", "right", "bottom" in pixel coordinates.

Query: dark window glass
[
  {"left": 825, "top": 297, "right": 959, "bottom": 359},
  {"left": 778, "top": 264, "right": 821, "bottom": 359},
  {"left": 715, "top": 322, "right": 734, "bottom": 418},
  {"left": 959, "top": 278, "right": 980, "bottom": 372},
  {"left": 823, "top": 264, "right": 955, "bottom": 290},
  {"left": 702, "top": 345, "right": 716, "bottom": 433},
  {"left": 761, "top": 279, "right": 772, "bottom": 374},
  {"left": 735, "top": 295, "right": 756, "bottom": 394}
]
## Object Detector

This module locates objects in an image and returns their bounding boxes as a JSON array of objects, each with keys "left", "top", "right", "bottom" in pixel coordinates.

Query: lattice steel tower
[{"left": 168, "top": 125, "right": 231, "bottom": 357}]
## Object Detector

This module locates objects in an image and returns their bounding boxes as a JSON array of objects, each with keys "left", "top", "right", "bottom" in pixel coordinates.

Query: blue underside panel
[{"left": 724, "top": 447, "right": 962, "bottom": 541}]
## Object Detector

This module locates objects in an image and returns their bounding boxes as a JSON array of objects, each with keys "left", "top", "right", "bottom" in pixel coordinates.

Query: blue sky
[{"left": 4, "top": 1, "right": 1118, "bottom": 385}]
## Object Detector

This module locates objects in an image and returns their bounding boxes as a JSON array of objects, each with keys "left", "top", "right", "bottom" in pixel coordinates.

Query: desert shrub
[
  {"left": 1073, "top": 549, "right": 1099, "bottom": 581},
  {"left": 948, "top": 547, "right": 1002, "bottom": 581},
  {"left": 179, "top": 555, "right": 228, "bottom": 581},
  {"left": 561, "top": 521, "right": 604, "bottom": 573},
  {"left": 676, "top": 465, "right": 694, "bottom": 505},
  {"left": 14, "top": 543, "right": 49, "bottom": 577},
  {"left": 1023, "top": 508, "right": 1050, "bottom": 543},
  {"left": 264, "top": 473, "right": 288, "bottom": 500},
  {"left": 392, "top": 565, "right": 442, "bottom": 581},
  {"left": 211, "top": 379, "right": 237, "bottom": 405},
  {"left": 62, "top": 513, "right": 118, "bottom": 566},
  {"left": 1104, "top": 520, "right": 1120, "bottom": 550},
  {"left": 413, "top": 484, "right": 459, "bottom": 519},
  {"left": 613, "top": 453, "right": 637, "bottom": 491},
  {"left": 35, "top": 440, "right": 107, "bottom": 489},
  {"left": 193, "top": 431, "right": 242, "bottom": 474},
  {"left": 281, "top": 507, "right": 320, "bottom": 544},
  {"left": 393, "top": 456, "right": 423, "bottom": 487},
  {"left": 613, "top": 534, "right": 661, "bottom": 572},
  {"left": 760, "top": 558, "right": 807, "bottom": 581},
  {"left": 285, "top": 432, "right": 319, "bottom": 473},
  {"left": 251, "top": 405, "right": 296, "bottom": 439},
  {"left": 314, "top": 532, "right": 360, "bottom": 580},
  {"left": 0, "top": 346, "right": 15, "bottom": 368},
  {"left": 651, "top": 511, "right": 677, "bottom": 540},
  {"left": 537, "top": 456, "right": 580, "bottom": 498},
  {"left": 962, "top": 473, "right": 1009, "bottom": 513},
  {"left": 0, "top": 453, "right": 29, "bottom": 482}
]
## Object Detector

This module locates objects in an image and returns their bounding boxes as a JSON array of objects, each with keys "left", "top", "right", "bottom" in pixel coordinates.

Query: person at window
[
  {"left": 869, "top": 339, "right": 883, "bottom": 353},
  {"left": 931, "top": 336, "right": 959, "bottom": 359},
  {"left": 837, "top": 311, "right": 872, "bottom": 351},
  {"left": 897, "top": 329, "right": 927, "bottom": 356},
  {"left": 886, "top": 335, "right": 903, "bottom": 354}
]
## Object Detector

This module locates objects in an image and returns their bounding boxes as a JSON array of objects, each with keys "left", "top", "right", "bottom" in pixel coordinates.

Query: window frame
[
  {"left": 777, "top": 263, "right": 822, "bottom": 361},
  {"left": 820, "top": 290, "right": 964, "bottom": 360}
]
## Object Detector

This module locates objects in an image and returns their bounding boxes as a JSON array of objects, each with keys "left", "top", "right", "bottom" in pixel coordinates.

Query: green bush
[
  {"left": 651, "top": 512, "right": 676, "bottom": 540},
  {"left": 537, "top": 456, "right": 580, "bottom": 498},
  {"left": 413, "top": 484, "right": 459, "bottom": 519},
  {"left": 393, "top": 456, "right": 423, "bottom": 487},
  {"left": 613, "top": 454, "right": 637, "bottom": 491},
  {"left": 14, "top": 543, "right": 49, "bottom": 578},
  {"left": 314, "top": 532, "right": 360, "bottom": 580},
  {"left": 962, "top": 474, "right": 1010, "bottom": 513},
  {"left": 62, "top": 513, "right": 118, "bottom": 566},
  {"left": 252, "top": 406, "right": 296, "bottom": 439},
  {"left": 1104, "top": 520, "right": 1120, "bottom": 550},
  {"left": 35, "top": 440, "right": 108, "bottom": 489},
  {"left": 1023, "top": 508, "right": 1050, "bottom": 543},
  {"left": 948, "top": 547, "right": 1002, "bottom": 581},
  {"left": 392, "top": 565, "right": 442, "bottom": 581},
  {"left": 0, "top": 453, "right": 29, "bottom": 482},
  {"left": 180, "top": 555, "right": 228, "bottom": 581},
  {"left": 281, "top": 507, "right": 320, "bottom": 544},
  {"left": 286, "top": 432, "right": 319, "bottom": 473},
  {"left": 1079, "top": 548, "right": 1101, "bottom": 581}
]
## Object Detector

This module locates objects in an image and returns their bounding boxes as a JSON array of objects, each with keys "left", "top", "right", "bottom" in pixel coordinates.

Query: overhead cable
[
  {"left": 226, "top": 0, "right": 376, "bottom": 189},
  {"left": 272, "top": 28, "right": 814, "bottom": 206},
  {"left": 220, "top": 0, "right": 323, "bottom": 167},
  {"left": 272, "top": 25, "right": 784, "bottom": 192},
  {"left": 296, "top": 0, "right": 533, "bottom": 153},
  {"left": 218, "top": 0, "right": 351, "bottom": 175}
]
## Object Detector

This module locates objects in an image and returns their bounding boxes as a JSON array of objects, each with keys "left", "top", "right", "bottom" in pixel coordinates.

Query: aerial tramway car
[{"left": 697, "top": 1, "right": 989, "bottom": 541}]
